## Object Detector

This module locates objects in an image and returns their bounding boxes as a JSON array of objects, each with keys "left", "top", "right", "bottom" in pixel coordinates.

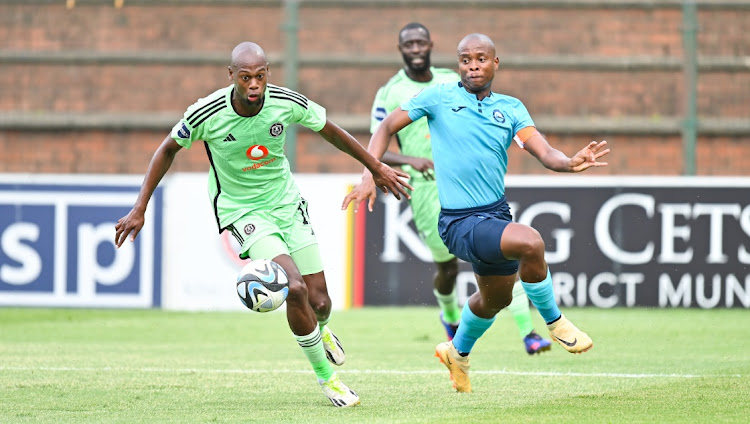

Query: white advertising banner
[{"left": 160, "top": 173, "right": 358, "bottom": 311}]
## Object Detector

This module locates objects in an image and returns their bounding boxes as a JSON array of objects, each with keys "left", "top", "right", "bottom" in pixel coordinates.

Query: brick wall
[{"left": 1, "top": 2, "right": 748, "bottom": 175}]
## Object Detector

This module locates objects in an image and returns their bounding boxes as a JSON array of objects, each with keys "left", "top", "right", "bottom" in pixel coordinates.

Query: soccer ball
[{"left": 236, "top": 259, "right": 289, "bottom": 312}]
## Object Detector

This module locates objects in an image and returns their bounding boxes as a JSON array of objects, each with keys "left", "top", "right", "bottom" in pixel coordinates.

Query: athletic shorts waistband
[{"left": 440, "top": 195, "right": 507, "bottom": 216}]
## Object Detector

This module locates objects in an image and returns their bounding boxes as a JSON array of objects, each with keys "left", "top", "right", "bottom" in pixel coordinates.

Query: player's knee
[
  {"left": 286, "top": 278, "right": 309, "bottom": 305},
  {"left": 308, "top": 291, "right": 331, "bottom": 316},
  {"left": 517, "top": 228, "right": 545, "bottom": 260}
]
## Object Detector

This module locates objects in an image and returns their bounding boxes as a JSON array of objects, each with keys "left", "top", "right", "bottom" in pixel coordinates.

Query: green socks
[
  {"left": 318, "top": 316, "right": 330, "bottom": 332},
  {"left": 507, "top": 281, "right": 534, "bottom": 338},
  {"left": 434, "top": 288, "right": 460, "bottom": 323},
  {"left": 294, "top": 326, "right": 333, "bottom": 381}
]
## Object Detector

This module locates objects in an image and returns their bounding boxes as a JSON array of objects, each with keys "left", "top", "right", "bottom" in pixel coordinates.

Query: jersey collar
[{"left": 457, "top": 81, "right": 494, "bottom": 101}]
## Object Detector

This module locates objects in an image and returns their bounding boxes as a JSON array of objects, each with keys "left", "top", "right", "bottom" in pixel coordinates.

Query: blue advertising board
[{"left": 0, "top": 177, "right": 162, "bottom": 308}]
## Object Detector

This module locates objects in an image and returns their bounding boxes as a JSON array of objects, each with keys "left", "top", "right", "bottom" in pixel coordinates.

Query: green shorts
[
  {"left": 409, "top": 179, "right": 454, "bottom": 263},
  {"left": 225, "top": 197, "right": 324, "bottom": 275}
]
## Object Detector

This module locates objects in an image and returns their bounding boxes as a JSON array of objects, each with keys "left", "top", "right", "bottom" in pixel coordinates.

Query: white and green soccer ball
[{"left": 236, "top": 259, "right": 289, "bottom": 312}]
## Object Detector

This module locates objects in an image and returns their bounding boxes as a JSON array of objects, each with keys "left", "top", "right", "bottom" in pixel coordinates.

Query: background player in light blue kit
[
  {"left": 345, "top": 33, "right": 609, "bottom": 393},
  {"left": 372, "top": 22, "right": 551, "bottom": 355}
]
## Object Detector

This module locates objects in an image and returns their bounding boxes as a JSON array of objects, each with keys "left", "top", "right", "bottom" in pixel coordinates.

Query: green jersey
[
  {"left": 170, "top": 83, "right": 327, "bottom": 232},
  {"left": 370, "top": 67, "right": 459, "bottom": 180}
]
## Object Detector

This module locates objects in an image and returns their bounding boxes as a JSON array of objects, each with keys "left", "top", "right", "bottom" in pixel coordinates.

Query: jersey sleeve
[
  {"left": 401, "top": 85, "right": 440, "bottom": 122},
  {"left": 511, "top": 99, "right": 536, "bottom": 148},
  {"left": 170, "top": 102, "right": 206, "bottom": 149},
  {"left": 370, "top": 86, "right": 389, "bottom": 134},
  {"left": 511, "top": 98, "right": 535, "bottom": 136},
  {"left": 291, "top": 97, "right": 327, "bottom": 132}
]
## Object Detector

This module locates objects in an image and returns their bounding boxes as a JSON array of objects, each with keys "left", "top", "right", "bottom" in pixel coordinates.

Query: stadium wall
[{"left": 1, "top": 1, "right": 749, "bottom": 175}]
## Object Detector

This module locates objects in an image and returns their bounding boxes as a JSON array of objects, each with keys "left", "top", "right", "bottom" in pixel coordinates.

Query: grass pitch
[{"left": 1, "top": 307, "right": 748, "bottom": 423}]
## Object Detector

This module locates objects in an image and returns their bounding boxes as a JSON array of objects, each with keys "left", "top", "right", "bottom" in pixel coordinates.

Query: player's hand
[
  {"left": 570, "top": 140, "right": 609, "bottom": 172},
  {"left": 342, "top": 176, "right": 378, "bottom": 213},
  {"left": 114, "top": 208, "right": 146, "bottom": 247},
  {"left": 407, "top": 157, "right": 435, "bottom": 180},
  {"left": 370, "top": 162, "right": 413, "bottom": 201}
]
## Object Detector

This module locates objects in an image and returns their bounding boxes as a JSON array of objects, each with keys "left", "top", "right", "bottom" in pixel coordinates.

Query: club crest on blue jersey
[
  {"left": 177, "top": 123, "right": 191, "bottom": 139},
  {"left": 493, "top": 110, "right": 505, "bottom": 123},
  {"left": 373, "top": 107, "right": 387, "bottom": 122},
  {"left": 269, "top": 123, "right": 284, "bottom": 137}
]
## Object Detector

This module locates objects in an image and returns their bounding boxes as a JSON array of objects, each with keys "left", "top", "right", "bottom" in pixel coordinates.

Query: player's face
[
  {"left": 457, "top": 41, "right": 499, "bottom": 93},
  {"left": 399, "top": 28, "right": 433, "bottom": 72},
  {"left": 229, "top": 62, "right": 269, "bottom": 108}
]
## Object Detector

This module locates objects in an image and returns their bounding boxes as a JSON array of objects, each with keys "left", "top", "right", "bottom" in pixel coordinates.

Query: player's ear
[{"left": 227, "top": 66, "right": 233, "bottom": 81}]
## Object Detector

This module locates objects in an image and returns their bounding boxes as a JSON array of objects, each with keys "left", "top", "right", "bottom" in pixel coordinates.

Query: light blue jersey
[{"left": 402, "top": 82, "right": 534, "bottom": 210}]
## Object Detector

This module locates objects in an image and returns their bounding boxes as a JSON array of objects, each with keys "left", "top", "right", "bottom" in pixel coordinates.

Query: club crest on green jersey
[{"left": 269, "top": 123, "right": 284, "bottom": 137}]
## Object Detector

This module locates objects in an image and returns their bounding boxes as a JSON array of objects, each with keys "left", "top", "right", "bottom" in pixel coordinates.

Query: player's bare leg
[
  {"left": 274, "top": 255, "right": 359, "bottom": 407},
  {"left": 434, "top": 258, "right": 460, "bottom": 339},
  {"left": 304, "top": 271, "right": 345, "bottom": 366},
  {"left": 436, "top": 272, "right": 515, "bottom": 393},
  {"left": 500, "top": 224, "right": 593, "bottom": 353}
]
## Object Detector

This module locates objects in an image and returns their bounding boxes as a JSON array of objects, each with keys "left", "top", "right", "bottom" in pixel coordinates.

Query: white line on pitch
[{"left": 0, "top": 366, "right": 742, "bottom": 379}]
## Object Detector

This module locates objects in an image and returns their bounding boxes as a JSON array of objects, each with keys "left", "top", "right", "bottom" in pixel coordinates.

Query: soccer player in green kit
[
  {"left": 371, "top": 23, "right": 551, "bottom": 355},
  {"left": 114, "top": 42, "right": 412, "bottom": 408}
]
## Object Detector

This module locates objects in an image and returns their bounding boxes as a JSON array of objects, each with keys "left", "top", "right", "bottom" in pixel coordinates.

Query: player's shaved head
[
  {"left": 231, "top": 42, "right": 267, "bottom": 69},
  {"left": 457, "top": 33, "right": 496, "bottom": 57}
]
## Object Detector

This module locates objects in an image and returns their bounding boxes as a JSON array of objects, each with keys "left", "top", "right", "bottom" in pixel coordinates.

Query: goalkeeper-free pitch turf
[{"left": 1, "top": 307, "right": 748, "bottom": 423}]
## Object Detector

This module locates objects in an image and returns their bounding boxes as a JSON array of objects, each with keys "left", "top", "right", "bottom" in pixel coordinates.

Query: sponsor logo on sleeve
[
  {"left": 373, "top": 107, "right": 387, "bottom": 122},
  {"left": 177, "top": 123, "right": 191, "bottom": 139}
]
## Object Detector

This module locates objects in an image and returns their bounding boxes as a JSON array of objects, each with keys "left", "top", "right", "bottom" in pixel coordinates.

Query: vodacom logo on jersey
[{"left": 243, "top": 144, "right": 276, "bottom": 171}]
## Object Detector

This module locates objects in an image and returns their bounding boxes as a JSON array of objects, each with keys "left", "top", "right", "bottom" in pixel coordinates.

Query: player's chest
[
  {"left": 441, "top": 100, "right": 513, "bottom": 132},
  {"left": 439, "top": 99, "right": 512, "bottom": 124},
  {"left": 207, "top": 117, "right": 288, "bottom": 155}
]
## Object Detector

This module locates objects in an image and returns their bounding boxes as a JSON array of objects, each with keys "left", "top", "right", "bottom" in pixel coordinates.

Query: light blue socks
[
  {"left": 521, "top": 269, "right": 561, "bottom": 324},
  {"left": 451, "top": 302, "right": 496, "bottom": 355}
]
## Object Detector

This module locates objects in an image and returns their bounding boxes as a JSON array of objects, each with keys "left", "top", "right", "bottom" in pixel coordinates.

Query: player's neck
[
  {"left": 462, "top": 84, "right": 492, "bottom": 101},
  {"left": 231, "top": 94, "right": 265, "bottom": 117},
  {"left": 405, "top": 67, "right": 432, "bottom": 83},
  {"left": 471, "top": 89, "right": 491, "bottom": 101}
]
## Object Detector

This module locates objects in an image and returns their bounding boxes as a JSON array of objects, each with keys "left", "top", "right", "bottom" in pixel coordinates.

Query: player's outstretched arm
[
  {"left": 524, "top": 132, "right": 609, "bottom": 173},
  {"left": 114, "top": 135, "right": 182, "bottom": 247},
  {"left": 341, "top": 108, "right": 415, "bottom": 212},
  {"left": 317, "top": 119, "right": 412, "bottom": 205},
  {"left": 381, "top": 151, "right": 435, "bottom": 180}
]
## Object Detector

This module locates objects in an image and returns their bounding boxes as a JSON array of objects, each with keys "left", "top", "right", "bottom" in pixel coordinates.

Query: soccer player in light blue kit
[
  {"left": 372, "top": 22, "right": 552, "bottom": 355},
  {"left": 344, "top": 34, "right": 609, "bottom": 393}
]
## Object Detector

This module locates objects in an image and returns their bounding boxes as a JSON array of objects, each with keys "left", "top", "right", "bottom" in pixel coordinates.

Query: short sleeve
[
  {"left": 171, "top": 108, "right": 204, "bottom": 149},
  {"left": 511, "top": 99, "right": 535, "bottom": 137},
  {"left": 292, "top": 97, "right": 327, "bottom": 132},
  {"left": 401, "top": 85, "right": 440, "bottom": 122},
  {"left": 370, "top": 86, "right": 388, "bottom": 134}
]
